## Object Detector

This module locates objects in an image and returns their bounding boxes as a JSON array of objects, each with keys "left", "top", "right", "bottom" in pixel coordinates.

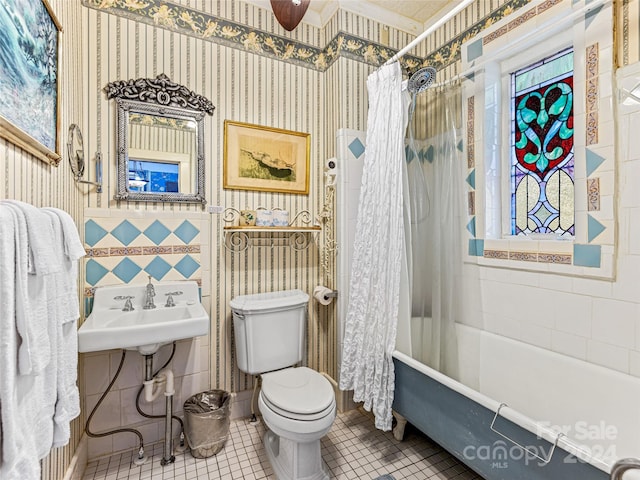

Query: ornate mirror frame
[{"left": 105, "top": 74, "right": 215, "bottom": 204}]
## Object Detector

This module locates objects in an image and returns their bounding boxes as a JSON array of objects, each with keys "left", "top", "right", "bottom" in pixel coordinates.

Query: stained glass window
[{"left": 510, "top": 48, "right": 574, "bottom": 236}]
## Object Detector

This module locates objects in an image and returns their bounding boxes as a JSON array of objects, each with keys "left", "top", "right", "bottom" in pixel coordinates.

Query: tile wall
[
  {"left": 450, "top": 63, "right": 640, "bottom": 377},
  {"left": 81, "top": 209, "right": 211, "bottom": 458}
]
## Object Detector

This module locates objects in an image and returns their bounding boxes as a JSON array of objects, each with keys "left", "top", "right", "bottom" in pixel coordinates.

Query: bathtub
[{"left": 392, "top": 322, "right": 640, "bottom": 480}]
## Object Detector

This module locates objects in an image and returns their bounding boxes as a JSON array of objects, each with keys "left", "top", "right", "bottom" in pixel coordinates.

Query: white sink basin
[{"left": 78, "top": 281, "right": 209, "bottom": 354}]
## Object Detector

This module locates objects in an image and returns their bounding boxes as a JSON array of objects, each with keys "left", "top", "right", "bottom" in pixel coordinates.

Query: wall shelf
[
  {"left": 223, "top": 225, "right": 321, "bottom": 252},
  {"left": 224, "top": 226, "right": 321, "bottom": 233}
]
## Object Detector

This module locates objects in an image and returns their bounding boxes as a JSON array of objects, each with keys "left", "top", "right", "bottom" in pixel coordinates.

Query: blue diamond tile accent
[
  {"left": 406, "top": 146, "right": 415, "bottom": 162},
  {"left": 174, "top": 255, "right": 200, "bottom": 279},
  {"left": 111, "top": 220, "right": 141, "bottom": 246},
  {"left": 466, "top": 170, "right": 476, "bottom": 189},
  {"left": 348, "top": 138, "right": 365, "bottom": 159},
  {"left": 588, "top": 215, "right": 606, "bottom": 243},
  {"left": 85, "top": 220, "right": 108, "bottom": 247},
  {"left": 573, "top": 244, "right": 601, "bottom": 268},
  {"left": 145, "top": 256, "right": 172, "bottom": 281},
  {"left": 457, "top": 139, "right": 464, "bottom": 152},
  {"left": 86, "top": 259, "right": 109, "bottom": 286},
  {"left": 467, "top": 39, "right": 483, "bottom": 62},
  {"left": 425, "top": 145, "right": 434, "bottom": 163},
  {"left": 464, "top": 72, "right": 475, "bottom": 83},
  {"left": 586, "top": 148, "right": 606, "bottom": 177},
  {"left": 144, "top": 220, "right": 171, "bottom": 245},
  {"left": 468, "top": 239, "right": 484, "bottom": 257},
  {"left": 466, "top": 217, "right": 476, "bottom": 237},
  {"left": 112, "top": 258, "right": 142, "bottom": 283},
  {"left": 174, "top": 220, "right": 199, "bottom": 244}
]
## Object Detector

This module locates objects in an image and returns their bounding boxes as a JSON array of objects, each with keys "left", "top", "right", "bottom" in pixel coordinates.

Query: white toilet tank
[{"left": 231, "top": 289, "right": 309, "bottom": 375}]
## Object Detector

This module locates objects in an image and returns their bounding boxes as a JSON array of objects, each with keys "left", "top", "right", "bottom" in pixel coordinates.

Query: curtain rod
[{"left": 383, "top": 0, "right": 476, "bottom": 67}]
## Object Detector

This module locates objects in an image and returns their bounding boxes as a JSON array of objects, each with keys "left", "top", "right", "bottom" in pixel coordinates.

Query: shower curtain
[
  {"left": 406, "top": 84, "right": 463, "bottom": 377},
  {"left": 339, "top": 62, "right": 408, "bottom": 431}
]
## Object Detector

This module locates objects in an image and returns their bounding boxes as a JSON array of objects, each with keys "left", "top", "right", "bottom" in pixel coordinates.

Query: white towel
[
  {"left": 42, "top": 207, "right": 85, "bottom": 324},
  {"left": 2, "top": 203, "right": 51, "bottom": 376},
  {"left": 0, "top": 203, "right": 84, "bottom": 466},
  {"left": 0, "top": 206, "right": 41, "bottom": 480},
  {"left": 42, "top": 207, "right": 86, "bottom": 261},
  {"left": 1, "top": 200, "right": 60, "bottom": 276},
  {"left": 41, "top": 210, "right": 83, "bottom": 448}
]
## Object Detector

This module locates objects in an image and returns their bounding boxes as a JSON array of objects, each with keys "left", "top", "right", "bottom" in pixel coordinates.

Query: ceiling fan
[{"left": 270, "top": 0, "right": 311, "bottom": 31}]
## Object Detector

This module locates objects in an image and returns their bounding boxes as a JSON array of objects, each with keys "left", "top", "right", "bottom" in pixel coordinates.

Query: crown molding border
[{"left": 82, "top": 0, "right": 533, "bottom": 73}]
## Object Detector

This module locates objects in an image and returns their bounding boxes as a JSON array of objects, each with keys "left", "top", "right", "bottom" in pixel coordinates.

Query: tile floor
[{"left": 82, "top": 408, "right": 484, "bottom": 480}]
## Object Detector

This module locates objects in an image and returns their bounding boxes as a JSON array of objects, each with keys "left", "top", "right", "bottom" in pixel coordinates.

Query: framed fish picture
[
  {"left": 0, "top": 0, "right": 62, "bottom": 165},
  {"left": 223, "top": 120, "right": 310, "bottom": 194}
]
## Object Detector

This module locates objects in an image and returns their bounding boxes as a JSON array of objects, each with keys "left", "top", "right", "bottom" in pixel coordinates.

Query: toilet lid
[{"left": 261, "top": 367, "right": 335, "bottom": 417}]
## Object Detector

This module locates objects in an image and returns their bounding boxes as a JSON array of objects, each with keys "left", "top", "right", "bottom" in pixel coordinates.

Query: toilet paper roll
[{"left": 313, "top": 286, "right": 334, "bottom": 306}]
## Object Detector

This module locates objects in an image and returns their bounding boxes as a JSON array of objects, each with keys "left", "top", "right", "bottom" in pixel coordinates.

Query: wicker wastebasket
[{"left": 183, "top": 390, "right": 231, "bottom": 458}]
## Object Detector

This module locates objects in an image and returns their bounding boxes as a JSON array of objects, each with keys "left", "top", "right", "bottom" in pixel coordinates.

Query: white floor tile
[{"left": 82, "top": 408, "right": 483, "bottom": 480}]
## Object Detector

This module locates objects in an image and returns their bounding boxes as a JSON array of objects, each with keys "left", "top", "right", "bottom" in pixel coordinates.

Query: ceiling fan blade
[{"left": 270, "top": 0, "right": 311, "bottom": 31}]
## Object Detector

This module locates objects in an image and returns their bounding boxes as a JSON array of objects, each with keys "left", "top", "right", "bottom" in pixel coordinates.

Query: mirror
[
  {"left": 104, "top": 74, "right": 215, "bottom": 204},
  {"left": 67, "top": 124, "right": 85, "bottom": 178}
]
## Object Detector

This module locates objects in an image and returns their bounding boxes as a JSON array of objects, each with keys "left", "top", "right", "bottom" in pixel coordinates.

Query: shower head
[{"left": 407, "top": 66, "right": 437, "bottom": 94}]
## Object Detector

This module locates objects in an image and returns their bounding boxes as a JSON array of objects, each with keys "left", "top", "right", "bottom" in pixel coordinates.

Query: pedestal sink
[{"left": 78, "top": 280, "right": 208, "bottom": 354}]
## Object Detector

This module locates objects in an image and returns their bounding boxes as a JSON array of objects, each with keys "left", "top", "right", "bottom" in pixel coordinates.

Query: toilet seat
[{"left": 261, "top": 367, "right": 335, "bottom": 421}]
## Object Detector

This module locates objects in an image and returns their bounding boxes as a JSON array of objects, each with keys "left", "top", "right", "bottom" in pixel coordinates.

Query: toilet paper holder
[{"left": 313, "top": 286, "right": 338, "bottom": 305}]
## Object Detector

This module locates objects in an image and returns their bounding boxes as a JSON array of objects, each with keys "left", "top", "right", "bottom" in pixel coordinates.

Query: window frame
[{"left": 461, "top": 0, "right": 616, "bottom": 279}]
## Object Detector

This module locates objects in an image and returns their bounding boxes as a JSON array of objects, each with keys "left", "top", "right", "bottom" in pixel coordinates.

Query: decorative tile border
[
  {"left": 466, "top": 95, "right": 476, "bottom": 222},
  {"left": 484, "top": 249, "right": 509, "bottom": 260},
  {"left": 587, "top": 178, "right": 601, "bottom": 211},
  {"left": 537, "top": 0, "right": 563, "bottom": 14},
  {"left": 483, "top": 0, "right": 563, "bottom": 46},
  {"left": 143, "top": 246, "right": 174, "bottom": 255},
  {"left": 483, "top": 250, "right": 572, "bottom": 264},
  {"left": 622, "top": 0, "right": 629, "bottom": 65},
  {"left": 538, "top": 253, "right": 572, "bottom": 264},
  {"left": 586, "top": 43, "right": 599, "bottom": 145},
  {"left": 507, "top": 6, "right": 536, "bottom": 32},
  {"left": 484, "top": 25, "right": 509, "bottom": 45},
  {"left": 86, "top": 245, "right": 200, "bottom": 257},
  {"left": 467, "top": 96, "right": 475, "bottom": 168},
  {"left": 509, "top": 251, "right": 538, "bottom": 262},
  {"left": 85, "top": 248, "right": 110, "bottom": 257}
]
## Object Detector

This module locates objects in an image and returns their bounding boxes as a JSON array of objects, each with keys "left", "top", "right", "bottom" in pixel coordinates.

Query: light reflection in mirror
[{"left": 128, "top": 160, "right": 180, "bottom": 193}]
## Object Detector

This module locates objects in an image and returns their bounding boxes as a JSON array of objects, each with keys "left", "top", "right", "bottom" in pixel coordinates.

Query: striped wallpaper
[{"left": 1, "top": 0, "right": 637, "bottom": 476}]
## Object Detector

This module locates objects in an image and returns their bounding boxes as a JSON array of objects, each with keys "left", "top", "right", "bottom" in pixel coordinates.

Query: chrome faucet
[
  {"left": 164, "top": 291, "right": 183, "bottom": 307},
  {"left": 143, "top": 275, "right": 156, "bottom": 309},
  {"left": 115, "top": 295, "right": 135, "bottom": 311}
]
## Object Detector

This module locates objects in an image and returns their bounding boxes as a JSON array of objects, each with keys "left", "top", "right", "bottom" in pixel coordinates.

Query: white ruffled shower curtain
[{"left": 339, "top": 62, "right": 409, "bottom": 431}]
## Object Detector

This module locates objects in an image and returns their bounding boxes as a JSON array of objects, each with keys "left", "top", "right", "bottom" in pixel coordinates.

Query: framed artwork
[
  {"left": 0, "top": 0, "right": 62, "bottom": 165},
  {"left": 224, "top": 120, "right": 310, "bottom": 194}
]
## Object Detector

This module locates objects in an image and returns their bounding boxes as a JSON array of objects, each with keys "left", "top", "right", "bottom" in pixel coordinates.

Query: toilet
[{"left": 231, "top": 289, "right": 336, "bottom": 480}]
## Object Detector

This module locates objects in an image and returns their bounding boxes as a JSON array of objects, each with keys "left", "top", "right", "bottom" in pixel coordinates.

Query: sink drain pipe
[
  {"left": 143, "top": 356, "right": 176, "bottom": 465},
  {"left": 136, "top": 343, "right": 186, "bottom": 454}
]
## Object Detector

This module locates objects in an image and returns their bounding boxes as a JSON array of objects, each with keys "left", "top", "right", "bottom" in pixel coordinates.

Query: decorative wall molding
[{"left": 81, "top": 0, "right": 537, "bottom": 72}]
